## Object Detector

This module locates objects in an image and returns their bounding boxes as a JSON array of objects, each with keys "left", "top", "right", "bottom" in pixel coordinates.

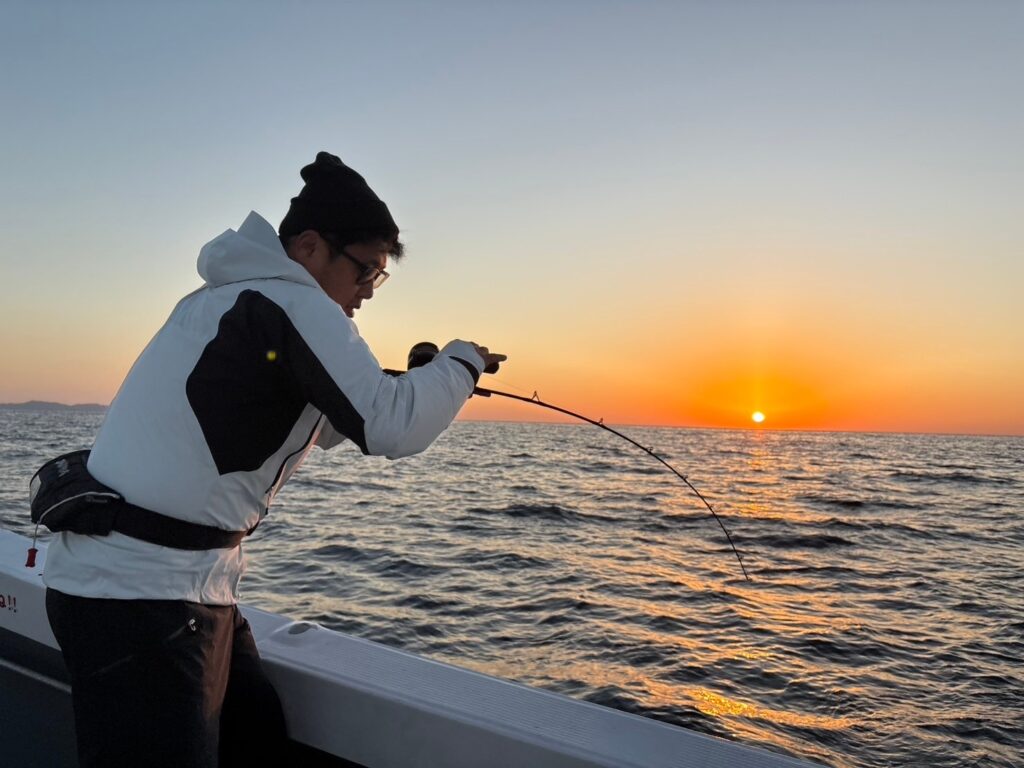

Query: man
[{"left": 42, "top": 152, "right": 504, "bottom": 767}]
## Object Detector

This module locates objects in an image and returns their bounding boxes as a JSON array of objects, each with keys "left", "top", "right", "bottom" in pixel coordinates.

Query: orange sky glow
[{"left": 1, "top": 5, "right": 1021, "bottom": 438}]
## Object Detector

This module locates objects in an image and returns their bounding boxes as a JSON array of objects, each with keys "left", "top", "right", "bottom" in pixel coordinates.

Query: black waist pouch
[
  {"left": 29, "top": 450, "right": 251, "bottom": 550},
  {"left": 29, "top": 450, "right": 122, "bottom": 536}
]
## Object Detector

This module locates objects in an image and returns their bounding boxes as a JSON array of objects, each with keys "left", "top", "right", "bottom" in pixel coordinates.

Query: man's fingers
[{"left": 471, "top": 344, "right": 505, "bottom": 361}]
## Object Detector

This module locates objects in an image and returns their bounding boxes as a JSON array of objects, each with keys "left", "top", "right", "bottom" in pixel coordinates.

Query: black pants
[{"left": 46, "top": 589, "right": 287, "bottom": 768}]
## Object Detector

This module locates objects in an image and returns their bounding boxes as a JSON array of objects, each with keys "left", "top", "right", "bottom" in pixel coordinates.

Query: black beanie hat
[{"left": 278, "top": 152, "right": 398, "bottom": 240}]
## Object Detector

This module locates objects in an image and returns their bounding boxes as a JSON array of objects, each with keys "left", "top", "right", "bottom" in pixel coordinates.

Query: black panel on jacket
[{"left": 186, "top": 290, "right": 368, "bottom": 475}]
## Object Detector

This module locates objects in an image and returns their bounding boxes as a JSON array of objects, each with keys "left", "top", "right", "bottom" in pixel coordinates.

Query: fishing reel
[{"left": 408, "top": 341, "right": 500, "bottom": 374}]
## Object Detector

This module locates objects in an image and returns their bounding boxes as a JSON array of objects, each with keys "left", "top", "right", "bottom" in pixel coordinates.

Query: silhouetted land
[{"left": 0, "top": 401, "right": 106, "bottom": 412}]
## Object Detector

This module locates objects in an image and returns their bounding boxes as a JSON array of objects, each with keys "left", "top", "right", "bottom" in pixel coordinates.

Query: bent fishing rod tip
[{"left": 400, "top": 342, "right": 753, "bottom": 583}]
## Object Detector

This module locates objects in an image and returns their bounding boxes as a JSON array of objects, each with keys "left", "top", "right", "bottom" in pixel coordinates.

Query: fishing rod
[{"left": 393, "top": 343, "right": 752, "bottom": 582}]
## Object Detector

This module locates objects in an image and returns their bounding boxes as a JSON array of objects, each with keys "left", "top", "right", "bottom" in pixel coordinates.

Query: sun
[{"left": 751, "top": 411, "right": 766, "bottom": 424}]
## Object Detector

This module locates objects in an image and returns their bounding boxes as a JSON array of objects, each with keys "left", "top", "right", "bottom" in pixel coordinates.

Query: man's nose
[{"left": 358, "top": 282, "right": 374, "bottom": 300}]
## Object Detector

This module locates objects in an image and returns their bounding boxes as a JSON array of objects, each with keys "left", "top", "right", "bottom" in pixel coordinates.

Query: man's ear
[{"left": 288, "top": 230, "right": 322, "bottom": 262}]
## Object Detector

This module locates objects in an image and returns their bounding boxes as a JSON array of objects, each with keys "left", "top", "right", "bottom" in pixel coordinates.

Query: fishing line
[
  {"left": 393, "top": 343, "right": 752, "bottom": 582},
  {"left": 477, "top": 373, "right": 535, "bottom": 398}
]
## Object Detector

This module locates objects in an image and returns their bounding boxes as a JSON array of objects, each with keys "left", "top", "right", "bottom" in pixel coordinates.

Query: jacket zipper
[{"left": 262, "top": 415, "right": 325, "bottom": 503}]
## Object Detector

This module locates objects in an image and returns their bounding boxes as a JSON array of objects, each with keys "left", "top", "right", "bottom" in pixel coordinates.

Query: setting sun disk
[{"left": 751, "top": 411, "right": 765, "bottom": 424}]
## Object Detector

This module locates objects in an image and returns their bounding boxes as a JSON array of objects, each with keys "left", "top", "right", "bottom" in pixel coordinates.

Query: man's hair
[{"left": 281, "top": 230, "right": 405, "bottom": 260}]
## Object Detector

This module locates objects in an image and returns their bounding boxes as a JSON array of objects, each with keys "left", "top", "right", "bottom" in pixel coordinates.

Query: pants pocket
[
  {"left": 46, "top": 590, "right": 205, "bottom": 681},
  {"left": 86, "top": 613, "right": 203, "bottom": 679}
]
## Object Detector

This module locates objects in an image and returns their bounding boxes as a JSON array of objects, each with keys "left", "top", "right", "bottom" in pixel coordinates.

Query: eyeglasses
[{"left": 321, "top": 235, "right": 390, "bottom": 289}]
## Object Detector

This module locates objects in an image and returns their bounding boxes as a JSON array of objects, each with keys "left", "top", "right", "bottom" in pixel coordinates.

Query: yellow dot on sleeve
[{"left": 266, "top": 350, "right": 278, "bottom": 362}]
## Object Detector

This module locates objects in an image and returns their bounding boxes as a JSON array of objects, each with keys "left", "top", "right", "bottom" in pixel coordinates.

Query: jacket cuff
[
  {"left": 439, "top": 340, "right": 483, "bottom": 386},
  {"left": 451, "top": 357, "right": 481, "bottom": 385}
]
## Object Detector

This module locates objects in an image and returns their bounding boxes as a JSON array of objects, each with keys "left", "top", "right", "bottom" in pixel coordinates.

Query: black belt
[
  {"left": 108, "top": 500, "right": 253, "bottom": 551},
  {"left": 30, "top": 449, "right": 253, "bottom": 551}
]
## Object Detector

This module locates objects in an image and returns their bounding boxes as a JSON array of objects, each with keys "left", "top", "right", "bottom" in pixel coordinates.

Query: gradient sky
[{"left": 1, "top": 2, "right": 1021, "bottom": 435}]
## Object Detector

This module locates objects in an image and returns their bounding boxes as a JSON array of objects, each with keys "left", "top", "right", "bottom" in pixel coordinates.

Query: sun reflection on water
[{"left": 686, "top": 685, "right": 856, "bottom": 730}]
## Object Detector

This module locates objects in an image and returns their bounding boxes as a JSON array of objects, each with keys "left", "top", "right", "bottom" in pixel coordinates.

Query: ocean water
[{"left": 1, "top": 408, "right": 1021, "bottom": 768}]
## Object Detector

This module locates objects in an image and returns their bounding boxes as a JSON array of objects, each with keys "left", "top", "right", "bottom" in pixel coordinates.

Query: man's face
[{"left": 304, "top": 236, "right": 390, "bottom": 318}]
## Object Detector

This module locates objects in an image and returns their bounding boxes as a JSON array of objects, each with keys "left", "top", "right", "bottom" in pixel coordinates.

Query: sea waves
[{"left": 2, "top": 411, "right": 1022, "bottom": 767}]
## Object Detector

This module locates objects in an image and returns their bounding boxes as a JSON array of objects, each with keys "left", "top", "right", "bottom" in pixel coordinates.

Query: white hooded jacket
[{"left": 43, "top": 212, "right": 483, "bottom": 604}]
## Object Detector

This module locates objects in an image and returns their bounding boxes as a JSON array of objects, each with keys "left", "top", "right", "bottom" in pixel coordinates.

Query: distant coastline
[
  {"left": 0, "top": 403, "right": 1019, "bottom": 438},
  {"left": 0, "top": 400, "right": 107, "bottom": 412}
]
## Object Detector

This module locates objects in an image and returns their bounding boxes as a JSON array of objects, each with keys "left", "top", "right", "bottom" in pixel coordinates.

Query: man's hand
[{"left": 471, "top": 343, "right": 507, "bottom": 374}]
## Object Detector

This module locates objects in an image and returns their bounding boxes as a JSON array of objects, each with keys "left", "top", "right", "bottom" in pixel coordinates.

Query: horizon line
[{"left": 3, "top": 400, "right": 1021, "bottom": 440}]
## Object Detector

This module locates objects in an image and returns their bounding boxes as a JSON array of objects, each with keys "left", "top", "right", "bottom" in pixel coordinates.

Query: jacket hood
[{"left": 197, "top": 212, "right": 321, "bottom": 289}]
